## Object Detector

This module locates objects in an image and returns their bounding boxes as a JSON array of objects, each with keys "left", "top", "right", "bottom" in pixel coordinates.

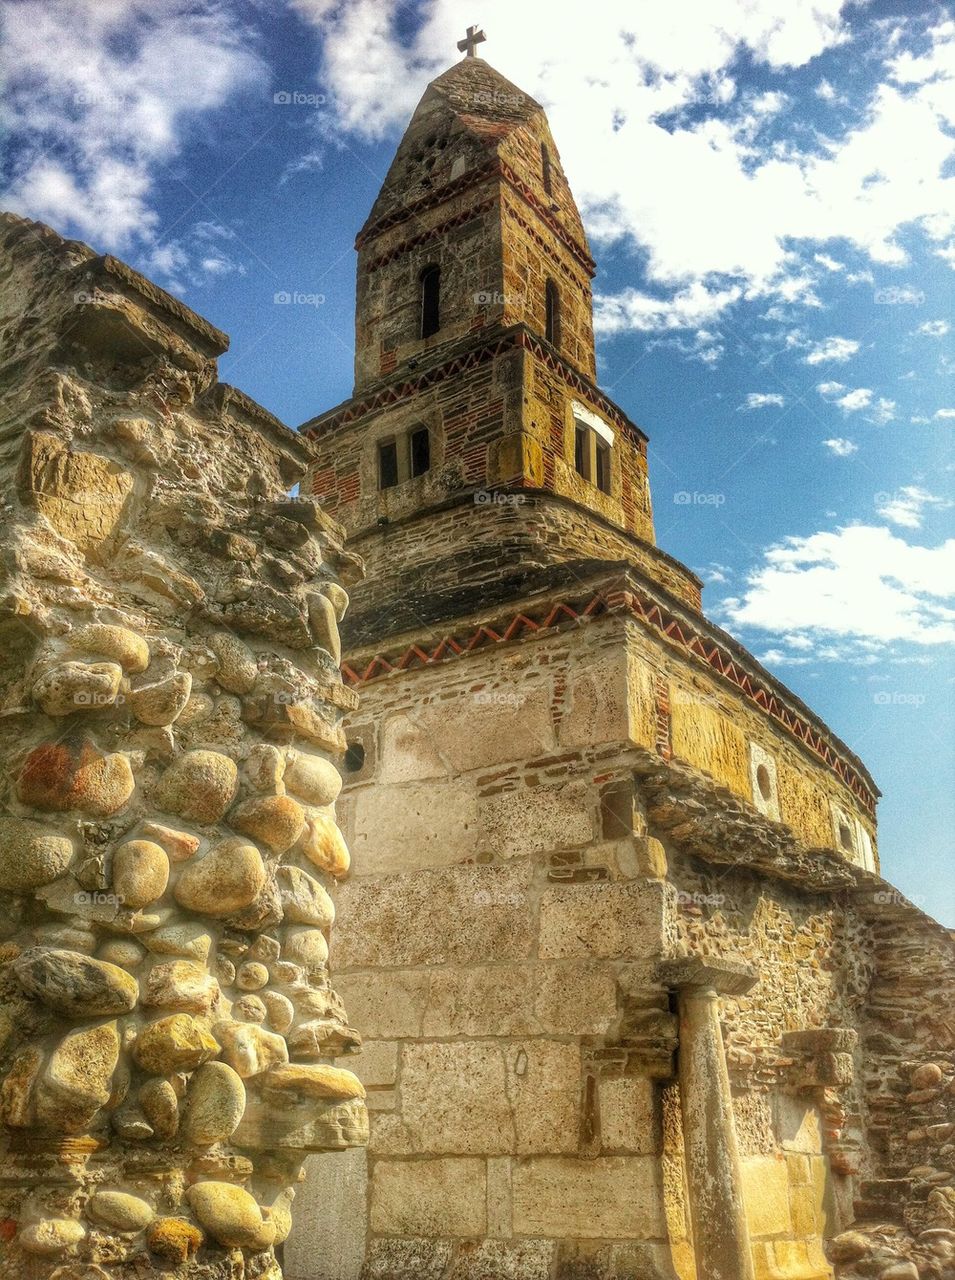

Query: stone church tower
[{"left": 297, "top": 47, "right": 954, "bottom": 1280}]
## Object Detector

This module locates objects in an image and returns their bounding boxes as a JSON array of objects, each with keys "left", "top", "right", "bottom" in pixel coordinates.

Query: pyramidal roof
[{"left": 359, "top": 56, "right": 548, "bottom": 236}]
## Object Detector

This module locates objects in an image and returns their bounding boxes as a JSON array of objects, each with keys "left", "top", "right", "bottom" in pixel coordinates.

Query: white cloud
[
  {"left": 804, "top": 335, "right": 860, "bottom": 364},
  {"left": 935, "top": 408, "right": 955, "bottom": 420},
  {"left": 876, "top": 485, "right": 950, "bottom": 529},
  {"left": 723, "top": 524, "right": 955, "bottom": 655},
  {"left": 823, "top": 437, "right": 858, "bottom": 455},
  {"left": 836, "top": 387, "right": 873, "bottom": 412},
  {"left": 817, "top": 380, "right": 846, "bottom": 396},
  {"left": 918, "top": 319, "right": 951, "bottom": 337},
  {"left": 293, "top": 4, "right": 955, "bottom": 333},
  {"left": 869, "top": 396, "right": 897, "bottom": 425},
  {"left": 0, "top": 0, "right": 264, "bottom": 248},
  {"left": 740, "top": 392, "right": 785, "bottom": 410},
  {"left": 814, "top": 252, "right": 845, "bottom": 271}
]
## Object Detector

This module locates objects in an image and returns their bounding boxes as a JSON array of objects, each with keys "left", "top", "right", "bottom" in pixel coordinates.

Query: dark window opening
[
  {"left": 541, "top": 142, "right": 553, "bottom": 196},
  {"left": 595, "top": 438, "right": 611, "bottom": 494},
  {"left": 756, "top": 763, "right": 773, "bottom": 801},
  {"left": 574, "top": 423, "right": 589, "bottom": 480},
  {"left": 838, "top": 821, "right": 853, "bottom": 851},
  {"left": 378, "top": 439, "right": 399, "bottom": 490},
  {"left": 545, "top": 279, "right": 560, "bottom": 347},
  {"left": 420, "top": 264, "right": 441, "bottom": 339},
  {"left": 410, "top": 426, "right": 431, "bottom": 477},
  {"left": 344, "top": 741, "right": 366, "bottom": 773}
]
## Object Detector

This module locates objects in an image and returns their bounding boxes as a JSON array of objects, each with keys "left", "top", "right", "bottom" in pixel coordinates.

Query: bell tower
[{"left": 302, "top": 47, "right": 703, "bottom": 648}]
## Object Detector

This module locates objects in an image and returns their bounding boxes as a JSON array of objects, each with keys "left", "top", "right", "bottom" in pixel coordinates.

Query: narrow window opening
[
  {"left": 595, "top": 437, "right": 611, "bottom": 494},
  {"left": 541, "top": 142, "right": 553, "bottom": 196},
  {"left": 344, "top": 742, "right": 366, "bottom": 773},
  {"left": 545, "top": 279, "right": 560, "bottom": 347},
  {"left": 410, "top": 426, "right": 431, "bottom": 477},
  {"left": 378, "top": 439, "right": 399, "bottom": 490},
  {"left": 574, "top": 423, "right": 590, "bottom": 481},
  {"left": 756, "top": 764, "right": 773, "bottom": 801},
  {"left": 420, "top": 264, "right": 441, "bottom": 339},
  {"left": 838, "top": 821, "right": 853, "bottom": 851}
]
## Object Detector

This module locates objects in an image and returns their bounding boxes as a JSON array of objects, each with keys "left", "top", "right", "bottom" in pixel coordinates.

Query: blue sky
[{"left": 2, "top": 0, "right": 952, "bottom": 922}]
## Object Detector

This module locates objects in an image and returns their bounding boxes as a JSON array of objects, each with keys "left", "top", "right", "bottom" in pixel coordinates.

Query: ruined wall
[{"left": 0, "top": 214, "right": 367, "bottom": 1279}]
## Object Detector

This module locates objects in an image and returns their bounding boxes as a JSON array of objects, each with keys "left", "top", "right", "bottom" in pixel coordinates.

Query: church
[{"left": 0, "top": 28, "right": 951, "bottom": 1280}]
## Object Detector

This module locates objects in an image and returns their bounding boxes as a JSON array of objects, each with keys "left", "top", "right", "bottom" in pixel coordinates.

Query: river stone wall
[{"left": 0, "top": 213, "right": 367, "bottom": 1280}]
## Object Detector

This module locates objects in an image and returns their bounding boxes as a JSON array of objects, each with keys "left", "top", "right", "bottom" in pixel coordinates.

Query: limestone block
[
  {"left": 14, "top": 947, "right": 139, "bottom": 1017},
  {"left": 180, "top": 1061, "right": 246, "bottom": 1145},
  {"left": 480, "top": 781, "right": 594, "bottom": 858},
  {"left": 399, "top": 1040, "right": 580, "bottom": 1156},
  {"left": 670, "top": 694, "right": 749, "bottom": 796},
  {"left": 538, "top": 880, "right": 665, "bottom": 959},
  {"left": 741, "top": 1156, "right": 794, "bottom": 1238},
  {"left": 335, "top": 863, "right": 533, "bottom": 968},
  {"left": 349, "top": 779, "right": 479, "bottom": 873},
  {"left": 286, "top": 1149, "right": 367, "bottom": 1280},
  {"left": 598, "top": 1077, "right": 658, "bottom": 1154},
  {"left": 18, "top": 432, "right": 134, "bottom": 552},
  {"left": 33, "top": 1020, "right": 120, "bottom": 1131},
  {"left": 174, "top": 838, "right": 266, "bottom": 915},
  {"left": 33, "top": 660, "right": 124, "bottom": 716},
  {"left": 132, "top": 1014, "right": 220, "bottom": 1074},
  {"left": 559, "top": 649, "right": 631, "bottom": 749},
  {"left": 334, "top": 971, "right": 431, "bottom": 1040},
  {"left": 511, "top": 1156, "right": 665, "bottom": 1238},
  {"left": 425, "top": 682, "right": 557, "bottom": 773},
  {"left": 128, "top": 670, "right": 192, "bottom": 725},
  {"left": 378, "top": 711, "right": 446, "bottom": 782},
  {"left": 72, "top": 622, "right": 150, "bottom": 672},
  {"left": 370, "top": 1158, "right": 487, "bottom": 1237},
  {"left": 346, "top": 1040, "right": 399, "bottom": 1089},
  {"left": 153, "top": 749, "right": 238, "bottom": 824}
]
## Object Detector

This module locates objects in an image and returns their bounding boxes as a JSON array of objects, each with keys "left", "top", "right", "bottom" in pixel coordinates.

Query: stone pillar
[
  {"left": 659, "top": 958, "right": 757, "bottom": 1280},
  {"left": 0, "top": 214, "right": 367, "bottom": 1279}
]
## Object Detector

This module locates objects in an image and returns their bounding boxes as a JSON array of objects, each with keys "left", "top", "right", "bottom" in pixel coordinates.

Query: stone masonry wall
[{"left": 0, "top": 214, "right": 368, "bottom": 1280}]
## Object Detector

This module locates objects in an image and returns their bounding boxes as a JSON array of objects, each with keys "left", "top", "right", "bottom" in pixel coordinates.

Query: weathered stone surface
[
  {"left": 298, "top": 813, "right": 351, "bottom": 877},
  {"left": 140, "top": 820, "right": 201, "bottom": 861},
  {"left": 174, "top": 838, "right": 266, "bottom": 916},
  {"left": 215, "top": 1020, "right": 289, "bottom": 1078},
  {"left": 231, "top": 794, "right": 306, "bottom": 853},
  {"left": 142, "top": 960, "right": 220, "bottom": 1014},
  {"left": 111, "top": 839, "right": 169, "bottom": 908},
  {"left": 132, "top": 1014, "right": 219, "bottom": 1074},
  {"left": 87, "top": 1191, "right": 154, "bottom": 1233},
  {"left": 210, "top": 632, "right": 259, "bottom": 693},
  {"left": 19, "top": 432, "right": 134, "bottom": 554},
  {"left": 72, "top": 623, "right": 150, "bottom": 673},
  {"left": 282, "top": 924, "right": 329, "bottom": 971},
  {"left": 14, "top": 948, "right": 138, "bottom": 1017},
  {"left": 33, "top": 661, "right": 123, "bottom": 717},
  {"left": 181, "top": 1061, "right": 246, "bottom": 1145},
  {"left": 511, "top": 1156, "right": 665, "bottom": 1238},
  {"left": 19, "top": 1218, "right": 87, "bottom": 1255},
  {"left": 370, "top": 1159, "right": 487, "bottom": 1237},
  {"left": 0, "top": 817, "right": 73, "bottom": 890},
  {"left": 277, "top": 865, "right": 335, "bottom": 927},
  {"left": 144, "top": 922, "right": 212, "bottom": 961},
  {"left": 146, "top": 1217, "right": 204, "bottom": 1264},
  {"left": 34, "top": 1021, "right": 120, "bottom": 1131},
  {"left": 186, "top": 1181, "right": 274, "bottom": 1249},
  {"left": 17, "top": 738, "right": 135, "bottom": 816},
  {"left": 284, "top": 750, "right": 343, "bottom": 806},
  {"left": 264, "top": 1064, "right": 365, "bottom": 1100},
  {"left": 153, "top": 748, "right": 238, "bottom": 824},
  {"left": 128, "top": 670, "right": 192, "bottom": 725},
  {"left": 139, "top": 1076, "right": 180, "bottom": 1139},
  {"left": 538, "top": 880, "right": 665, "bottom": 959}
]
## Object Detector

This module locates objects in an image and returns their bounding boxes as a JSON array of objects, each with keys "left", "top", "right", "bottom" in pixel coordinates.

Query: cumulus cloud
[
  {"left": 291, "top": 4, "right": 955, "bottom": 333},
  {"left": 722, "top": 524, "right": 955, "bottom": 655},
  {"left": 836, "top": 388, "right": 873, "bottom": 412},
  {"left": 935, "top": 408, "right": 955, "bottom": 420},
  {"left": 0, "top": 0, "right": 264, "bottom": 253},
  {"left": 823, "top": 437, "right": 858, "bottom": 455},
  {"left": 918, "top": 319, "right": 951, "bottom": 337},
  {"left": 804, "top": 335, "right": 860, "bottom": 364},
  {"left": 875, "top": 486, "right": 950, "bottom": 529},
  {"left": 740, "top": 392, "right": 785, "bottom": 411}
]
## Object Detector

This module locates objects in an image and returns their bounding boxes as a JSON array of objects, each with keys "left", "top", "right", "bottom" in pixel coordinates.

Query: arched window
[
  {"left": 541, "top": 142, "right": 553, "bottom": 196},
  {"left": 420, "top": 264, "right": 441, "bottom": 339},
  {"left": 545, "top": 278, "right": 560, "bottom": 347}
]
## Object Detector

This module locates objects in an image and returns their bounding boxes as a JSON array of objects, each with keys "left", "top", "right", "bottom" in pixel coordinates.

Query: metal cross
[{"left": 457, "top": 25, "right": 486, "bottom": 57}]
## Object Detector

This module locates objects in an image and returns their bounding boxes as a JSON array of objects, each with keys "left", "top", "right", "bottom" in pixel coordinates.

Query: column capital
[{"left": 657, "top": 956, "right": 757, "bottom": 996}]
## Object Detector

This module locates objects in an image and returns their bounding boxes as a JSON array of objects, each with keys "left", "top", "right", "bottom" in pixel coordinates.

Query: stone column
[{"left": 659, "top": 958, "right": 757, "bottom": 1280}]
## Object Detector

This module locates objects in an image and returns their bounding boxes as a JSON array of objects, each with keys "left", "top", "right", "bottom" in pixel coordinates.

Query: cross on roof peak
[{"left": 457, "top": 25, "right": 486, "bottom": 58}]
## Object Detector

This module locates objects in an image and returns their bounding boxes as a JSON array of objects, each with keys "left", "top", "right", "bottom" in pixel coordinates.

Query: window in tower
[
  {"left": 541, "top": 142, "right": 553, "bottom": 196},
  {"left": 410, "top": 426, "right": 431, "bottom": 477},
  {"left": 378, "top": 438, "right": 399, "bottom": 490},
  {"left": 595, "top": 437, "right": 611, "bottom": 494},
  {"left": 420, "top": 264, "right": 441, "bottom": 339},
  {"left": 545, "top": 279, "right": 560, "bottom": 347},
  {"left": 574, "top": 423, "right": 590, "bottom": 481}
]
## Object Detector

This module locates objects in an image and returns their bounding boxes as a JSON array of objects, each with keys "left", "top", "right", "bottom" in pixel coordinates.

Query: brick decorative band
[
  {"left": 302, "top": 326, "right": 646, "bottom": 448},
  {"left": 341, "top": 584, "right": 878, "bottom": 815}
]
